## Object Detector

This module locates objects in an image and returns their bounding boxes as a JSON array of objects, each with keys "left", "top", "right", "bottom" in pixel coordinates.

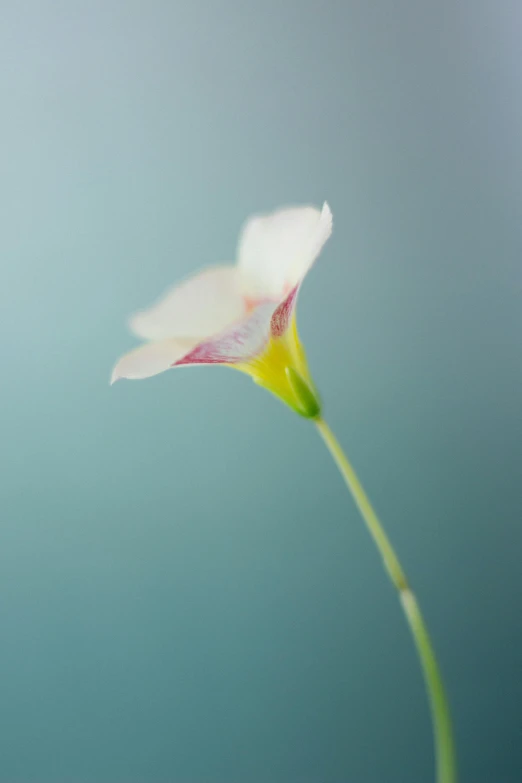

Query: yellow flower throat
[{"left": 234, "top": 316, "right": 321, "bottom": 418}]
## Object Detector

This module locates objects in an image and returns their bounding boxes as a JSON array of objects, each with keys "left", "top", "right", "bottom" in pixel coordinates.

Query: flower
[{"left": 111, "top": 202, "right": 333, "bottom": 417}]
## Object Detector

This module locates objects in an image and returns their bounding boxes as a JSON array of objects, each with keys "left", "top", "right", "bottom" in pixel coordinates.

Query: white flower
[{"left": 111, "top": 202, "right": 332, "bottom": 417}]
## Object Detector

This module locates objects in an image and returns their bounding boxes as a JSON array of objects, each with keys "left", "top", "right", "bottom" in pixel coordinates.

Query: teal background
[{"left": 1, "top": 2, "right": 521, "bottom": 781}]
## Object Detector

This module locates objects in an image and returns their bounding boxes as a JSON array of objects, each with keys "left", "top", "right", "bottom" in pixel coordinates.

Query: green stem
[{"left": 315, "top": 416, "right": 457, "bottom": 783}]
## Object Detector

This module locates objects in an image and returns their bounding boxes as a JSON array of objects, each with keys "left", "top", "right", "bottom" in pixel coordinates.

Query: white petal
[
  {"left": 237, "top": 202, "right": 332, "bottom": 300},
  {"left": 129, "top": 266, "right": 246, "bottom": 340},
  {"left": 175, "top": 302, "right": 275, "bottom": 366},
  {"left": 110, "top": 338, "right": 198, "bottom": 383}
]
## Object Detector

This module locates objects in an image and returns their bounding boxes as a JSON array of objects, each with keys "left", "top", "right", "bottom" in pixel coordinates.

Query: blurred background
[{"left": 1, "top": 1, "right": 521, "bottom": 781}]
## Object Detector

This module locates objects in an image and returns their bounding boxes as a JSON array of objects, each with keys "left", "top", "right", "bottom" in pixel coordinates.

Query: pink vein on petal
[
  {"left": 270, "top": 285, "right": 299, "bottom": 338},
  {"left": 173, "top": 303, "right": 275, "bottom": 366}
]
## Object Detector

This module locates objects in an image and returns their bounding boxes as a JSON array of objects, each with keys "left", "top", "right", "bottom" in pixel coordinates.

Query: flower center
[{"left": 244, "top": 296, "right": 261, "bottom": 314}]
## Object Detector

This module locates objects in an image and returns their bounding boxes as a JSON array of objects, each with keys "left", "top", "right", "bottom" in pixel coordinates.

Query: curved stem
[{"left": 315, "top": 417, "right": 457, "bottom": 783}]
